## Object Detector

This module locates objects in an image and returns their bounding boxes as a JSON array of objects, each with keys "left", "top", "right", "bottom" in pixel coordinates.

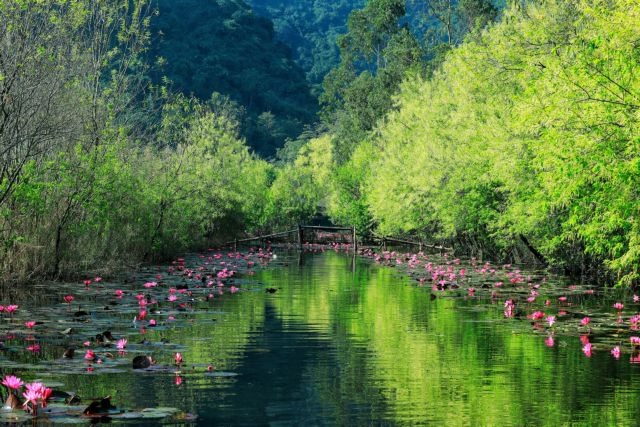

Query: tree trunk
[{"left": 519, "top": 234, "right": 547, "bottom": 266}]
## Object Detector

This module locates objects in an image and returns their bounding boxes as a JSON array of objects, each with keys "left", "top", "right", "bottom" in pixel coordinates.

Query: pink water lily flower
[
  {"left": 611, "top": 346, "right": 621, "bottom": 359},
  {"left": 582, "top": 343, "right": 593, "bottom": 357},
  {"left": 530, "top": 311, "right": 545, "bottom": 321},
  {"left": 25, "top": 382, "right": 45, "bottom": 394},
  {"left": 4, "top": 305, "right": 18, "bottom": 314},
  {"left": 21, "top": 382, "right": 52, "bottom": 414},
  {"left": 22, "top": 388, "right": 40, "bottom": 410},
  {"left": 116, "top": 338, "right": 127, "bottom": 350},
  {"left": 614, "top": 302, "right": 624, "bottom": 311},
  {"left": 580, "top": 317, "right": 591, "bottom": 326},
  {"left": 546, "top": 316, "right": 556, "bottom": 327},
  {"left": 24, "top": 321, "right": 36, "bottom": 329},
  {"left": 2, "top": 375, "right": 23, "bottom": 390},
  {"left": 175, "top": 352, "right": 183, "bottom": 365}
]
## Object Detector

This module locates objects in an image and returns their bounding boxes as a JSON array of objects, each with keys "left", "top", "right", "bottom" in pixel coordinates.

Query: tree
[
  {"left": 320, "top": 0, "right": 423, "bottom": 160},
  {"left": 409, "top": 0, "right": 498, "bottom": 70},
  {"left": 0, "top": 1, "right": 81, "bottom": 208}
]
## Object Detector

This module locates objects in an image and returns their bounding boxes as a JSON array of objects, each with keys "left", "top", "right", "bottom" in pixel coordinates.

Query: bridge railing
[
  {"left": 225, "top": 226, "right": 452, "bottom": 253},
  {"left": 225, "top": 225, "right": 357, "bottom": 251},
  {"left": 371, "top": 234, "right": 453, "bottom": 253}
]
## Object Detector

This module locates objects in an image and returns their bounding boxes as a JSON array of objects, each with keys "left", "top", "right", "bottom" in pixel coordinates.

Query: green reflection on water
[
  {"left": 254, "top": 251, "right": 640, "bottom": 426},
  {"left": 3, "top": 250, "right": 640, "bottom": 425}
]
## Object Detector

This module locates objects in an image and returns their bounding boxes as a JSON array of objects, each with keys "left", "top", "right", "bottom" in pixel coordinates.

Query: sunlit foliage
[{"left": 338, "top": 0, "right": 640, "bottom": 284}]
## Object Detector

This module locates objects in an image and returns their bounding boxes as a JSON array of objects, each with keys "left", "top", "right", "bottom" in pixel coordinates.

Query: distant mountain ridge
[
  {"left": 247, "top": 0, "right": 366, "bottom": 91},
  {"left": 149, "top": 0, "right": 318, "bottom": 156}
]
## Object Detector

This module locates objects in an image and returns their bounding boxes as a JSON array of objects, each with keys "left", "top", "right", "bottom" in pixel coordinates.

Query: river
[{"left": 1, "top": 248, "right": 639, "bottom": 425}]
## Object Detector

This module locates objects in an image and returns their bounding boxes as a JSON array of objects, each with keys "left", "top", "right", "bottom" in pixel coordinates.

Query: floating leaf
[{"left": 204, "top": 371, "right": 238, "bottom": 377}]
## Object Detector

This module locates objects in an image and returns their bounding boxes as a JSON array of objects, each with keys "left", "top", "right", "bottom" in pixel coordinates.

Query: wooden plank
[
  {"left": 227, "top": 228, "right": 298, "bottom": 245},
  {"left": 300, "top": 225, "right": 353, "bottom": 231},
  {"left": 372, "top": 234, "right": 453, "bottom": 252},
  {"left": 352, "top": 227, "right": 357, "bottom": 252}
]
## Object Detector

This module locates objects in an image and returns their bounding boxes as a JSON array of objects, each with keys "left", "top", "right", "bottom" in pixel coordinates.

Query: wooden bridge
[
  {"left": 371, "top": 234, "right": 452, "bottom": 252},
  {"left": 225, "top": 225, "right": 452, "bottom": 253},
  {"left": 227, "top": 225, "right": 356, "bottom": 251}
]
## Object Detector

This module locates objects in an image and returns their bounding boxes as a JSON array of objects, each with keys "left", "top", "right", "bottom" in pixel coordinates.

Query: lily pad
[
  {"left": 204, "top": 371, "right": 239, "bottom": 377},
  {"left": 0, "top": 411, "right": 32, "bottom": 423}
]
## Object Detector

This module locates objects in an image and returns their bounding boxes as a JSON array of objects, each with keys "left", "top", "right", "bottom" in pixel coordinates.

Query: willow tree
[{"left": 363, "top": 0, "right": 640, "bottom": 284}]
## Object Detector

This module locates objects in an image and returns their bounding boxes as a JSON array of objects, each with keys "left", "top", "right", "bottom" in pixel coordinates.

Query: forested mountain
[
  {"left": 247, "top": 0, "right": 366, "bottom": 91},
  {"left": 149, "top": 0, "right": 317, "bottom": 156},
  {"left": 147, "top": 0, "right": 503, "bottom": 156},
  {"left": 247, "top": 1, "right": 503, "bottom": 89}
]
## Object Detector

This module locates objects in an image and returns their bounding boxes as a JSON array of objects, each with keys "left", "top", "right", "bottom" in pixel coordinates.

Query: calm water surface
[{"left": 7, "top": 250, "right": 640, "bottom": 425}]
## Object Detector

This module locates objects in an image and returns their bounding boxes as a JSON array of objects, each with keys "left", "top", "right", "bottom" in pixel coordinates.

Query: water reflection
[
  {"left": 244, "top": 251, "right": 640, "bottom": 426},
  {"left": 3, "top": 250, "right": 640, "bottom": 425}
]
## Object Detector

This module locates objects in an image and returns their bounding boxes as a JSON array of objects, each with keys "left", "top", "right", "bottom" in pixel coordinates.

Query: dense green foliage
[
  {"left": 247, "top": 0, "right": 366, "bottom": 90},
  {"left": 278, "top": 0, "right": 640, "bottom": 285},
  {"left": 319, "top": 0, "right": 498, "bottom": 160},
  {"left": 3, "top": 0, "right": 639, "bottom": 286},
  {"left": 363, "top": 0, "right": 640, "bottom": 284},
  {"left": 148, "top": 0, "right": 317, "bottom": 156},
  {"left": 0, "top": 0, "right": 272, "bottom": 283}
]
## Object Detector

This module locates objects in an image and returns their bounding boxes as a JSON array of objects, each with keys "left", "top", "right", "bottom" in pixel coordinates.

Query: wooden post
[
  {"left": 382, "top": 237, "right": 386, "bottom": 251},
  {"left": 297, "top": 224, "right": 303, "bottom": 249},
  {"left": 419, "top": 241, "right": 423, "bottom": 252},
  {"left": 352, "top": 226, "right": 357, "bottom": 252},
  {"left": 234, "top": 238, "right": 237, "bottom": 252}
]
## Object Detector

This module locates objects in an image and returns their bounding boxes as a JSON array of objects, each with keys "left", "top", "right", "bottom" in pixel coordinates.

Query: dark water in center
[{"left": 9, "top": 250, "right": 640, "bottom": 425}]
